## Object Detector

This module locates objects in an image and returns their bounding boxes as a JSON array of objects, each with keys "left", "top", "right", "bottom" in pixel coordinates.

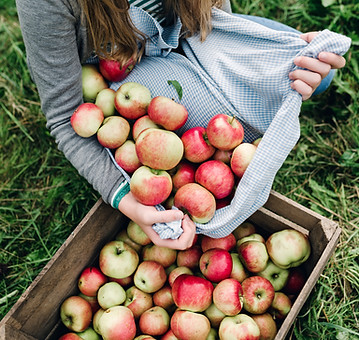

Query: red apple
[
  {"left": 130, "top": 166, "right": 172, "bottom": 206},
  {"left": 134, "top": 260, "right": 167, "bottom": 293},
  {"left": 269, "top": 292, "right": 292, "bottom": 320},
  {"left": 171, "top": 274, "right": 213, "bottom": 312},
  {"left": 230, "top": 143, "right": 257, "bottom": 178},
  {"left": 219, "top": 314, "right": 260, "bottom": 340},
  {"left": 82, "top": 64, "right": 108, "bottom": 102},
  {"left": 206, "top": 114, "right": 244, "bottom": 151},
  {"left": 78, "top": 266, "right": 108, "bottom": 297},
  {"left": 201, "top": 234, "right": 236, "bottom": 252},
  {"left": 109, "top": 274, "right": 134, "bottom": 289},
  {"left": 176, "top": 245, "right": 203, "bottom": 270},
  {"left": 173, "top": 183, "right": 216, "bottom": 223},
  {"left": 213, "top": 149, "right": 233, "bottom": 164},
  {"left": 99, "top": 57, "right": 136, "bottom": 82},
  {"left": 78, "top": 293, "right": 100, "bottom": 314},
  {"left": 124, "top": 285, "right": 153, "bottom": 319},
  {"left": 126, "top": 220, "right": 152, "bottom": 246},
  {"left": 238, "top": 240, "right": 269, "bottom": 273},
  {"left": 168, "top": 266, "right": 193, "bottom": 287},
  {"left": 132, "top": 114, "right": 160, "bottom": 141},
  {"left": 199, "top": 248, "right": 233, "bottom": 283},
  {"left": 141, "top": 244, "right": 177, "bottom": 268},
  {"left": 60, "top": 295, "right": 92, "bottom": 332},
  {"left": 58, "top": 333, "right": 83, "bottom": 340},
  {"left": 95, "top": 88, "right": 116, "bottom": 117},
  {"left": 148, "top": 95, "right": 188, "bottom": 130},
  {"left": 213, "top": 278, "right": 243, "bottom": 316},
  {"left": 251, "top": 313, "right": 277, "bottom": 340},
  {"left": 97, "top": 115, "right": 130, "bottom": 149},
  {"left": 114, "top": 140, "right": 141, "bottom": 174},
  {"left": 181, "top": 126, "right": 215, "bottom": 163},
  {"left": 161, "top": 329, "right": 179, "bottom": 340},
  {"left": 152, "top": 284, "right": 175, "bottom": 311},
  {"left": 283, "top": 267, "right": 306, "bottom": 295},
  {"left": 114, "top": 81, "right": 151, "bottom": 120},
  {"left": 171, "top": 160, "right": 197, "bottom": 192},
  {"left": 71, "top": 103, "right": 104, "bottom": 138},
  {"left": 241, "top": 276, "right": 275, "bottom": 315},
  {"left": 139, "top": 306, "right": 170, "bottom": 336}
]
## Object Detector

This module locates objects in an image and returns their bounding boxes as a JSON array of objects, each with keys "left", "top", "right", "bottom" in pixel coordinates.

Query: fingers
[
  {"left": 290, "top": 79, "right": 314, "bottom": 101},
  {"left": 318, "top": 52, "right": 346, "bottom": 69},
  {"left": 300, "top": 32, "right": 319, "bottom": 43},
  {"left": 293, "top": 56, "right": 332, "bottom": 78},
  {"left": 151, "top": 209, "right": 184, "bottom": 224}
]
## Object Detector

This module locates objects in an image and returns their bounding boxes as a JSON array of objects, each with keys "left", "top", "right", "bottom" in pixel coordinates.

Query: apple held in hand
[
  {"left": 134, "top": 260, "right": 167, "bottom": 293},
  {"left": 78, "top": 266, "right": 108, "bottom": 297},
  {"left": 136, "top": 128, "right": 184, "bottom": 170},
  {"left": 174, "top": 183, "right": 216, "bottom": 224},
  {"left": 114, "top": 140, "right": 141, "bottom": 174},
  {"left": 60, "top": 295, "right": 92, "bottom": 333},
  {"left": 206, "top": 114, "right": 244, "bottom": 151},
  {"left": 219, "top": 314, "right": 260, "bottom": 340},
  {"left": 230, "top": 142, "right": 257, "bottom": 178},
  {"left": 99, "top": 240, "right": 139, "bottom": 279},
  {"left": 266, "top": 229, "right": 311, "bottom": 269},
  {"left": 213, "top": 278, "right": 243, "bottom": 316},
  {"left": 82, "top": 64, "right": 108, "bottom": 103},
  {"left": 99, "top": 57, "right": 136, "bottom": 82},
  {"left": 71, "top": 103, "right": 104, "bottom": 138},
  {"left": 114, "top": 82, "right": 152, "bottom": 120},
  {"left": 130, "top": 166, "right": 172, "bottom": 206},
  {"left": 97, "top": 116, "right": 130, "bottom": 149},
  {"left": 95, "top": 88, "right": 116, "bottom": 117},
  {"left": 124, "top": 285, "right": 153, "bottom": 319}
]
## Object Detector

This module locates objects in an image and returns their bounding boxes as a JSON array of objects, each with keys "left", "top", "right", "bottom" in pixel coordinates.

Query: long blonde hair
[{"left": 79, "top": 0, "right": 223, "bottom": 63}]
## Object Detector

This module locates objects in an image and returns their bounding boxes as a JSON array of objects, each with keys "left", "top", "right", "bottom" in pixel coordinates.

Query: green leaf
[{"left": 167, "top": 80, "right": 183, "bottom": 101}]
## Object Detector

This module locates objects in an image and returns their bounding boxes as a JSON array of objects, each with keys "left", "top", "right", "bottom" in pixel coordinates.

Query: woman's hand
[
  {"left": 289, "top": 32, "right": 346, "bottom": 100},
  {"left": 118, "top": 192, "right": 197, "bottom": 250}
]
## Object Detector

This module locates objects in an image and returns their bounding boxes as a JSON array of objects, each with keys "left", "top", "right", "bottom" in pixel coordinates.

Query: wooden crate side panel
[{"left": 0, "top": 323, "right": 37, "bottom": 340}]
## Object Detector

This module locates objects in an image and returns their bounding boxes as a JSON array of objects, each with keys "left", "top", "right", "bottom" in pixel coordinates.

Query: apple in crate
[
  {"left": 283, "top": 266, "right": 306, "bottom": 295},
  {"left": 60, "top": 295, "right": 92, "bottom": 332},
  {"left": 171, "top": 274, "right": 213, "bottom": 312},
  {"left": 78, "top": 266, "right": 108, "bottom": 297},
  {"left": 126, "top": 220, "right": 152, "bottom": 246},
  {"left": 148, "top": 95, "right": 188, "bottom": 130},
  {"left": 204, "top": 303, "right": 226, "bottom": 328},
  {"left": 114, "top": 81, "right": 152, "bottom": 120},
  {"left": 232, "top": 221, "right": 257, "bottom": 240},
  {"left": 97, "top": 305, "right": 136, "bottom": 340},
  {"left": 71, "top": 103, "right": 104, "bottom": 138},
  {"left": 139, "top": 306, "right": 170, "bottom": 336},
  {"left": 95, "top": 88, "right": 116, "bottom": 117},
  {"left": 176, "top": 244, "right": 202, "bottom": 270},
  {"left": 206, "top": 114, "right": 244, "bottom": 151},
  {"left": 201, "top": 233, "right": 236, "bottom": 252},
  {"left": 132, "top": 114, "right": 160, "bottom": 141},
  {"left": 124, "top": 286, "right": 153, "bottom": 319},
  {"left": 266, "top": 228, "right": 311, "bottom": 269},
  {"left": 142, "top": 244, "right": 177, "bottom": 268},
  {"left": 199, "top": 248, "right": 233, "bottom": 283},
  {"left": 134, "top": 260, "right": 167, "bottom": 293},
  {"left": 237, "top": 233, "right": 265, "bottom": 247},
  {"left": 213, "top": 278, "right": 243, "bottom": 316},
  {"left": 99, "top": 240, "right": 139, "bottom": 279},
  {"left": 171, "top": 160, "right": 197, "bottom": 192},
  {"left": 77, "top": 327, "right": 101, "bottom": 340},
  {"left": 251, "top": 313, "right": 277, "bottom": 340},
  {"left": 82, "top": 64, "right": 108, "bottom": 102},
  {"left": 171, "top": 310, "right": 211, "bottom": 340},
  {"left": 241, "top": 276, "right": 275, "bottom": 315},
  {"left": 58, "top": 333, "right": 83, "bottom": 340},
  {"left": 97, "top": 281, "right": 126, "bottom": 309},
  {"left": 78, "top": 293, "right": 100, "bottom": 314},
  {"left": 168, "top": 266, "right": 193, "bottom": 287},
  {"left": 219, "top": 314, "right": 260, "bottom": 340},
  {"left": 230, "top": 142, "right": 257, "bottom": 178},
  {"left": 258, "top": 260, "right": 290, "bottom": 291},
  {"left": 161, "top": 329, "right": 178, "bottom": 340},
  {"left": 99, "top": 57, "right": 136, "bottom": 82},
  {"left": 135, "top": 128, "right": 184, "bottom": 170},
  {"left": 213, "top": 149, "right": 233, "bottom": 164},
  {"left": 269, "top": 291, "right": 292, "bottom": 320},
  {"left": 97, "top": 116, "right": 130, "bottom": 149},
  {"left": 152, "top": 285, "right": 175, "bottom": 311},
  {"left": 230, "top": 252, "right": 248, "bottom": 283},
  {"left": 238, "top": 240, "right": 269, "bottom": 273},
  {"left": 181, "top": 126, "right": 215, "bottom": 163},
  {"left": 174, "top": 183, "right": 216, "bottom": 223},
  {"left": 130, "top": 166, "right": 172, "bottom": 206},
  {"left": 114, "top": 140, "right": 141, "bottom": 174}
]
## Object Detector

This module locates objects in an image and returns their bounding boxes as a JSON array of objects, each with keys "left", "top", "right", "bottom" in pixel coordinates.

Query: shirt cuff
[{"left": 111, "top": 181, "right": 130, "bottom": 209}]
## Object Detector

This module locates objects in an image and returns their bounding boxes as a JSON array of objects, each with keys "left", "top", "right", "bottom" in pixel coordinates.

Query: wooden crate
[{"left": 0, "top": 190, "right": 341, "bottom": 340}]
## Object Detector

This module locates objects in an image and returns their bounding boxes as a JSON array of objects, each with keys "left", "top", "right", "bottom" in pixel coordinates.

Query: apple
[
  {"left": 283, "top": 267, "right": 306, "bottom": 295},
  {"left": 60, "top": 295, "right": 92, "bottom": 332},
  {"left": 148, "top": 95, "right": 188, "bottom": 130},
  {"left": 171, "top": 310, "right": 211, "bottom": 340},
  {"left": 114, "top": 140, "right": 142, "bottom": 174},
  {"left": 135, "top": 128, "right": 184, "bottom": 170},
  {"left": 97, "top": 115, "right": 130, "bottom": 149},
  {"left": 204, "top": 303, "right": 226, "bottom": 328},
  {"left": 109, "top": 274, "right": 134, "bottom": 289},
  {"left": 269, "top": 292, "right": 292, "bottom": 320},
  {"left": 78, "top": 293, "right": 101, "bottom": 314},
  {"left": 266, "top": 229, "right": 311, "bottom": 269},
  {"left": 213, "top": 149, "right": 233, "bottom": 164},
  {"left": 201, "top": 234, "right": 236, "bottom": 252},
  {"left": 124, "top": 285, "right": 153, "bottom": 319},
  {"left": 173, "top": 183, "right": 216, "bottom": 223},
  {"left": 236, "top": 233, "right": 265, "bottom": 247},
  {"left": 170, "top": 160, "right": 197, "bottom": 192},
  {"left": 58, "top": 333, "right": 83, "bottom": 340},
  {"left": 252, "top": 137, "right": 262, "bottom": 147},
  {"left": 232, "top": 222, "right": 257, "bottom": 240},
  {"left": 130, "top": 166, "right": 172, "bottom": 206},
  {"left": 171, "top": 274, "right": 213, "bottom": 312},
  {"left": 199, "top": 248, "right": 233, "bottom": 283},
  {"left": 230, "top": 143, "right": 257, "bottom": 178},
  {"left": 181, "top": 126, "right": 215, "bottom": 163},
  {"left": 132, "top": 115, "right": 160, "bottom": 141},
  {"left": 92, "top": 308, "right": 105, "bottom": 335},
  {"left": 126, "top": 220, "right": 152, "bottom": 246},
  {"left": 213, "top": 278, "right": 243, "bottom": 316},
  {"left": 141, "top": 244, "right": 177, "bottom": 268},
  {"left": 251, "top": 313, "right": 277, "bottom": 340},
  {"left": 216, "top": 195, "right": 233, "bottom": 210},
  {"left": 97, "top": 305, "right": 136, "bottom": 340},
  {"left": 206, "top": 114, "right": 244, "bottom": 151},
  {"left": 195, "top": 160, "right": 235, "bottom": 199},
  {"left": 99, "top": 57, "right": 136, "bottom": 82},
  {"left": 258, "top": 260, "right": 290, "bottom": 291},
  {"left": 135, "top": 336, "right": 156, "bottom": 340},
  {"left": 95, "top": 88, "right": 116, "bottom": 117},
  {"left": 238, "top": 240, "right": 269, "bottom": 273},
  {"left": 78, "top": 266, "right": 108, "bottom": 297},
  {"left": 71, "top": 103, "right": 104, "bottom": 138},
  {"left": 152, "top": 285, "right": 175, "bottom": 311},
  {"left": 161, "top": 329, "right": 179, "bottom": 340},
  {"left": 115, "top": 229, "right": 142, "bottom": 253},
  {"left": 97, "top": 281, "right": 126, "bottom": 309},
  {"left": 207, "top": 328, "right": 219, "bottom": 340},
  {"left": 76, "top": 326, "right": 101, "bottom": 340},
  {"left": 82, "top": 64, "right": 108, "bottom": 102},
  {"left": 139, "top": 306, "right": 170, "bottom": 336},
  {"left": 219, "top": 314, "right": 260, "bottom": 340},
  {"left": 114, "top": 81, "right": 151, "bottom": 120},
  {"left": 134, "top": 260, "right": 167, "bottom": 293},
  {"left": 230, "top": 252, "right": 248, "bottom": 283},
  {"left": 168, "top": 266, "right": 193, "bottom": 287},
  {"left": 99, "top": 240, "right": 139, "bottom": 279},
  {"left": 176, "top": 245, "right": 203, "bottom": 270},
  {"left": 241, "top": 276, "right": 275, "bottom": 315}
]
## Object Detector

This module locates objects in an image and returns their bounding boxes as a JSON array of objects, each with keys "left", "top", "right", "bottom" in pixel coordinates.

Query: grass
[{"left": 0, "top": 0, "right": 358, "bottom": 338}]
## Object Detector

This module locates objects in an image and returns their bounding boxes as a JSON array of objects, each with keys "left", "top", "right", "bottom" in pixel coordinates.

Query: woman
[{"left": 16, "top": 0, "right": 347, "bottom": 249}]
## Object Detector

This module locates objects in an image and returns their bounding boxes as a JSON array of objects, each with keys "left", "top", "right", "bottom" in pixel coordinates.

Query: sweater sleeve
[{"left": 15, "top": 0, "right": 127, "bottom": 205}]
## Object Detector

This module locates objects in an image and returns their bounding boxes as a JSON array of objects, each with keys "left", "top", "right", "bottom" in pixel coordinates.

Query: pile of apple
[
  {"left": 58, "top": 220, "right": 311, "bottom": 340},
  {"left": 71, "top": 63, "right": 261, "bottom": 223}
]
